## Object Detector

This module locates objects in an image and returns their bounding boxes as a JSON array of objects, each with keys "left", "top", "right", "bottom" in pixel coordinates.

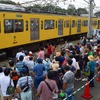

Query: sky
[{"left": 12, "top": 0, "right": 100, "bottom": 12}]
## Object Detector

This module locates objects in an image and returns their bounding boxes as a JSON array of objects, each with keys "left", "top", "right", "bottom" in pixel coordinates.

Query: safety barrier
[{"left": 63, "top": 71, "right": 100, "bottom": 100}]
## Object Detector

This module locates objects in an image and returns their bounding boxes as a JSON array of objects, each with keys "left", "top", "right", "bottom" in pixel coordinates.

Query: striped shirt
[{"left": 17, "top": 76, "right": 33, "bottom": 90}]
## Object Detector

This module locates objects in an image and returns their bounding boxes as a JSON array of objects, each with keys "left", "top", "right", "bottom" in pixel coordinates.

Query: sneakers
[
  {"left": 82, "top": 78, "right": 87, "bottom": 81},
  {"left": 75, "top": 78, "right": 82, "bottom": 81},
  {"left": 78, "top": 78, "right": 82, "bottom": 81}
]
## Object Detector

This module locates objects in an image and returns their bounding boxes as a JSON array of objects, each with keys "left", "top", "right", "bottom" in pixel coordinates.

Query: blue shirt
[
  {"left": 33, "top": 63, "right": 45, "bottom": 77},
  {"left": 16, "top": 61, "right": 25, "bottom": 72},
  {"left": 88, "top": 61, "right": 96, "bottom": 72}
]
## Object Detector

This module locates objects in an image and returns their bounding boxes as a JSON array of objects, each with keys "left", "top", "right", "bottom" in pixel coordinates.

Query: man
[
  {"left": 16, "top": 48, "right": 25, "bottom": 61},
  {"left": 33, "top": 58, "right": 45, "bottom": 89},
  {"left": 0, "top": 68, "right": 14, "bottom": 100},
  {"left": 16, "top": 68, "right": 34, "bottom": 100},
  {"left": 36, "top": 71, "right": 58, "bottom": 100},
  {"left": 97, "top": 31, "right": 100, "bottom": 44},
  {"left": 62, "top": 66, "right": 75, "bottom": 100},
  {"left": 0, "top": 67, "right": 4, "bottom": 77}
]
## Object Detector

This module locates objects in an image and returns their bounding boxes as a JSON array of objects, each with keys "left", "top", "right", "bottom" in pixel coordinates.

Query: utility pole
[{"left": 87, "top": 0, "right": 94, "bottom": 38}]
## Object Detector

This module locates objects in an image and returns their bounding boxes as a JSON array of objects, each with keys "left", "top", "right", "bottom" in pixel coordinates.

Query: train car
[
  {"left": 0, "top": 11, "right": 99, "bottom": 56},
  {"left": 97, "top": 18, "right": 100, "bottom": 29},
  {"left": 70, "top": 16, "right": 88, "bottom": 36},
  {"left": 0, "top": 12, "right": 71, "bottom": 56}
]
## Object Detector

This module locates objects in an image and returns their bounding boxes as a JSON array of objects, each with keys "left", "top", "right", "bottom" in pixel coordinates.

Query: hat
[
  {"left": 52, "top": 63, "right": 59, "bottom": 71},
  {"left": 66, "top": 49, "right": 69, "bottom": 52},
  {"left": 88, "top": 55, "right": 94, "bottom": 61},
  {"left": 29, "top": 51, "right": 33, "bottom": 56},
  {"left": 20, "top": 68, "right": 27, "bottom": 74},
  {"left": 56, "top": 52, "right": 61, "bottom": 57}
]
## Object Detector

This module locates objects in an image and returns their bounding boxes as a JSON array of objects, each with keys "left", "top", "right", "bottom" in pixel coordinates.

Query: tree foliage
[
  {"left": 0, "top": 0, "right": 16, "bottom": 5},
  {"left": 66, "top": 4, "right": 77, "bottom": 15},
  {"left": 77, "top": 8, "right": 88, "bottom": 16},
  {"left": 0, "top": 1, "right": 89, "bottom": 16},
  {"left": 94, "top": 11, "right": 100, "bottom": 17}
]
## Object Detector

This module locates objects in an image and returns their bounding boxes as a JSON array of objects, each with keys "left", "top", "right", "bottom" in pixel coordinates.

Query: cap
[{"left": 20, "top": 68, "right": 27, "bottom": 74}]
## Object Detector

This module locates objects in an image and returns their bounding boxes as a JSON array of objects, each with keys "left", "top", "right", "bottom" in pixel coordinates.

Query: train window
[
  {"left": 72, "top": 20, "right": 75, "bottom": 27},
  {"left": 41, "top": 21, "right": 43, "bottom": 29},
  {"left": 26, "top": 21, "right": 28, "bottom": 31},
  {"left": 66, "top": 20, "right": 69, "bottom": 27},
  {"left": 44, "top": 20, "right": 54, "bottom": 30},
  {"left": 4, "top": 20, "right": 14, "bottom": 33},
  {"left": 14, "top": 20, "right": 23, "bottom": 32},
  {"left": 83, "top": 20, "right": 88, "bottom": 26},
  {"left": 56, "top": 21, "right": 57, "bottom": 28},
  {"left": 64, "top": 21, "right": 66, "bottom": 28},
  {"left": 93, "top": 21, "right": 97, "bottom": 26}
]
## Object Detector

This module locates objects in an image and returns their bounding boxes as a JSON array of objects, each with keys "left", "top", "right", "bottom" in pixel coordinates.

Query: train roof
[{"left": 0, "top": 3, "right": 25, "bottom": 12}]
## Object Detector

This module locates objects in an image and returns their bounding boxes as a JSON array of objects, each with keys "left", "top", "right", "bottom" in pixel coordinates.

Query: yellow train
[{"left": 0, "top": 11, "right": 100, "bottom": 56}]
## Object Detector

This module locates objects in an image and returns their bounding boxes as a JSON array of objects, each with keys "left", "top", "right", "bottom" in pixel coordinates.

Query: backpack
[
  {"left": 10, "top": 68, "right": 19, "bottom": 80},
  {"left": 62, "top": 58, "right": 67, "bottom": 66}
]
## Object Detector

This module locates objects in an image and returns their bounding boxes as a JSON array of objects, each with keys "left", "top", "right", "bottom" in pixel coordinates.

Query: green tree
[
  {"left": 67, "top": 4, "right": 77, "bottom": 15},
  {"left": 77, "top": 8, "right": 88, "bottom": 16},
  {"left": 25, "top": 4, "right": 42, "bottom": 12},
  {"left": 94, "top": 11, "right": 100, "bottom": 17},
  {"left": 0, "top": 0, "right": 16, "bottom": 5}
]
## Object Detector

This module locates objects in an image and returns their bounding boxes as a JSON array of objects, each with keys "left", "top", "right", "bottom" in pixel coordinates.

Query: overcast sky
[{"left": 12, "top": 0, "right": 100, "bottom": 11}]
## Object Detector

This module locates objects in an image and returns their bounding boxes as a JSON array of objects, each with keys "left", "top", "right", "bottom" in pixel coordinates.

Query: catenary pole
[{"left": 87, "top": 0, "right": 94, "bottom": 38}]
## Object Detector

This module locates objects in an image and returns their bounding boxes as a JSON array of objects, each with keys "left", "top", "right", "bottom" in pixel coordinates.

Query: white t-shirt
[
  {"left": 0, "top": 72, "right": 4, "bottom": 77},
  {"left": 16, "top": 52, "right": 25, "bottom": 60},
  {"left": 72, "top": 58, "right": 76, "bottom": 69},
  {"left": 0, "top": 75, "right": 14, "bottom": 96},
  {"left": 27, "top": 60, "right": 34, "bottom": 70},
  {"left": 23, "top": 56, "right": 30, "bottom": 65}
]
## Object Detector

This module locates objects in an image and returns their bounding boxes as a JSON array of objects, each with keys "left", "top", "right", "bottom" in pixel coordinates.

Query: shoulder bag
[
  {"left": 6, "top": 79, "right": 15, "bottom": 95},
  {"left": 21, "top": 76, "right": 29, "bottom": 92}
]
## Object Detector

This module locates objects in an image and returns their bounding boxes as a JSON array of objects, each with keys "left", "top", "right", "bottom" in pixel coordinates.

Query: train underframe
[{"left": 0, "top": 33, "right": 87, "bottom": 59}]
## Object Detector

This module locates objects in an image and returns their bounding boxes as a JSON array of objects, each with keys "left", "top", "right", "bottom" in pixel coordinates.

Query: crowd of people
[{"left": 0, "top": 35, "right": 100, "bottom": 100}]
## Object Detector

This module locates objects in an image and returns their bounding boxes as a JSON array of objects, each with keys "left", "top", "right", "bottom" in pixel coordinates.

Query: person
[
  {"left": 0, "top": 68, "right": 14, "bottom": 100},
  {"left": 80, "top": 44, "right": 84, "bottom": 56},
  {"left": 33, "top": 58, "right": 45, "bottom": 89},
  {"left": 36, "top": 71, "right": 58, "bottom": 100},
  {"left": 0, "top": 67, "right": 4, "bottom": 77},
  {"left": 79, "top": 37, "right": 83, "bottom": 45},
  {"left": 43, "top": 55, "right": 51, "bottom": 72},
  {"left": 16, "top": 48, "right": 25, "bottom": 62},
  {"left": 87, "top": 55, "right": 96, "bottom": 87},
  {"left": 16, "top": 55, "right": 25, "bottom": 74},
  {"left": 23, "top": 50, "right": 29, "bottom": 65},
  {"left": 47, "top": 43, "right": 52, "bottom": 58},
  {"left": 27, "top": 56, "right": 34, "bottom": 72},
  {"left": 51, "top": 60, "right": 59, "bottom": 71},
  {"left": 97, "top": 31, "right": 100, "bottom": 44},
  {"left": 9, "top": 60, "right": 19, "bottom": 88},
  {"left": 62, "top": 66, "right": 75, "bottom": 100},
  {"left": 67, "top": 58, "right": 76, "bottom": 74},
  {"left": 37, "top": 47, "right": 45, "bottom": 60},
  {"left": 87, "top": 46, "right": 93, "bottom": 56},
  {"left": 16, "top": 68, "right": 34, "bottom": 100},
  {"left": 83, "top": 36, "right": 87, "bottom": 46}
]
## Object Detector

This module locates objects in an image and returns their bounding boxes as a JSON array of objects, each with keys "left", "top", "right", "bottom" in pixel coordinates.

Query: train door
[
  {"left": 30, "top": 18, "right": 39, "bottom": 40},
  {"left": 77, "top": 20, "right": 81, "bottom": 32},
  {"left": 98, "top": 20, "right": 100, "bottom": 29},
  {"left": 58, "top": 19, "right": 63, "bottom": 36}
]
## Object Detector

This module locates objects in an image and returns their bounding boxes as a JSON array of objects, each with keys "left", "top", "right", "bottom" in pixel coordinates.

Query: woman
[{"left": 88, "top": 55, "right": 96, "bottom": 87}]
